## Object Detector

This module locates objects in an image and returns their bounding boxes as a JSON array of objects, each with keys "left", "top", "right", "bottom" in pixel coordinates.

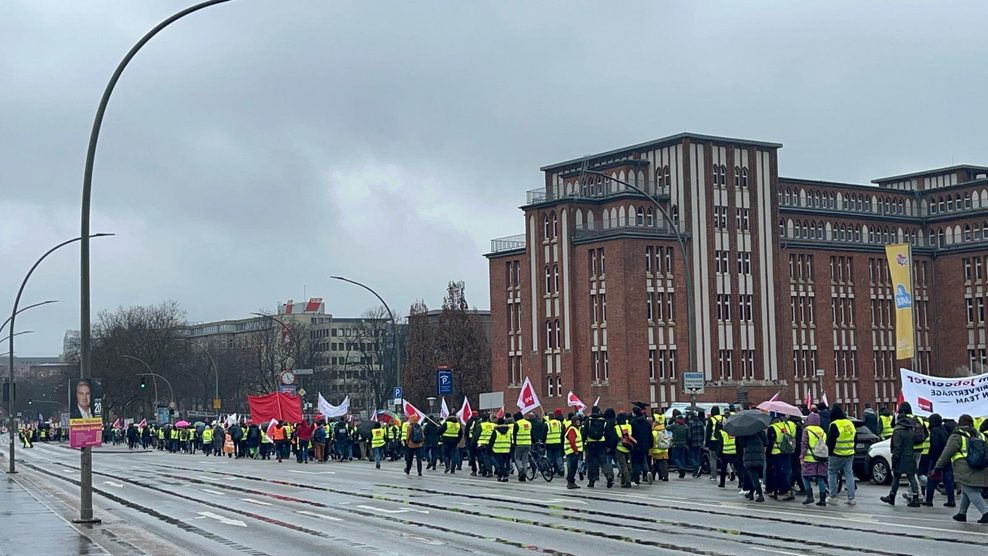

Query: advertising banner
[
  {"left": 69, "top": 378, "right": 103, "bottom": 449},
  {"left": 900, "top": 368, "right": 988, "bottom": 419},
  {"left": 885, "top": 243, "right": 914, "bottom": 360}
]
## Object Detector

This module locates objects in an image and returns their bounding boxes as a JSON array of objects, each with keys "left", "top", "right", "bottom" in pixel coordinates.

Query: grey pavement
[{"left": 3, "top": 443, "right": 988, "bottom": 555}]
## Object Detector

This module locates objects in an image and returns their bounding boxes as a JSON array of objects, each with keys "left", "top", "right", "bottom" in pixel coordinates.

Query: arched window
[
  {"left": 712, "top": 164, "right": 719, "bottom": 186},
  {"left": 551, "top": 212, "right": 558, "bottom": 238},
  {"left": 779, "top": 219, "right": 786, "bottom": 238},
  {"left": 543, "top": 214, "right": 550, "bottom": 239},
  {"left": 545, "top": 320, "right": 553, "bottom": 349},
  {"left": 741, "top": 168, "right": 749, "bottom": 188},
  {"left": 646, "top": 207, "right": 654, "bottom": 227},
  {"left": 964, "top": 224, "right": 973, "bottom": 242},
  {"left": 544, "top": 265, "right": 552, "bottom": 293},
  {"left": 662, "top": 166, "right": 671, "bottom": 188},
  {"left": 636, "top": 207, "right": 645, "bottom": 226},
  {"left": 720, "top": 165, "right": 728, "bottom": 185},
  {"left": 948, "top": 197, "right": 955, "bottom": 212},
  {"left": 554, "top": 319, "right": 561, "bottom": 349},
  {"left": 552, "top": 264, "right": 559, "bottom": 292},
  {"left": 937, "top": 228, "right": 946, "bottom": 248},
  {"left": 734, "top": 166, "right": 742, "bottom": 187},
  {"left": 672, "top": 204, "right": 679, "bottom": 224},
  {"left": 939, "top": 197, "right": 946, "bottom": 213}
]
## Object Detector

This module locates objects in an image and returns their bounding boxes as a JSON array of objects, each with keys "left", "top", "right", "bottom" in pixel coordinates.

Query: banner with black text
[{"left": 900, "top": 368, "right": 988, "bottom": 419}]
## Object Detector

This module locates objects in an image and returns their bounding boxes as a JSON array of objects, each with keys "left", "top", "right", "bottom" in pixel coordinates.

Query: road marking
[
  {"left": 240, "top": 498, "right": 272, "bottom": 506},
  {"left": 750, "top": 547, "right": 802, "bottom": 556},
  {"left": 101, "top": 481, "right": 124, "bottom": 488},
  {"left": 201, "top": 489, "right": 225, "bottom": 496},
  {"left": 197, "top": 511, "right": 246, "bottom": 527},
  {"left": 296, "top": 510, "right": 343, "bottom": 522},
  {"left": 287, "top": 470, "right": 335, "bottom": 475},
  {"left": 497, "top": 494, "right": 586, "bottom": 505},
  {"left": 357, "top": 504, "right": 429, "bottom": 515}
]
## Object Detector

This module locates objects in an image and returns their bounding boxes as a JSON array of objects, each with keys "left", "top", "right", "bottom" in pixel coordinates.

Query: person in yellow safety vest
[
  {"left": 799, "top": 412, "right": 828, "bottom": 506},
  {"left": 650, "top": 415, "right": 670, "bottom": 482},
  {"left": 614, "top": 413, "right": 634, "bottom": 487},
  {"left": 564, "top": 414, "right": 584, "bottom": 489},
  {"left": 545, "top": 409, "right": 565, "bottom": 477},
  {"left": 169, "top": 426, "right": 179, "bottom": 453},
  {"left": 933, "top": 414, "right": 988, "bottom": 523},
  {"left": 915, "top": 415, "right": 931, "bottom": 475},
  {"left": 717, "top": 428, "right": 738, "bottom": 489},
  {"left": 157, "top": 427, "right": 165, "bottom": 451},
  {"left": 371, "top": 423, "right": 387, "bottom": 468},
  {"left": 476, "top": 415, "right": 495, "bottom": 477},
  {"left": 259, "top": 428, "right": 273, "bottom": 460},
  {"left": 441, "top": 415, "right": 462, "bottom": 474},
  {"left": 974, "top": 416, "right": 986, "bottom": 435},
  {"left": 826, "top": 404, "right": 857, "bottom": 506},
  {"left": 202, "top": 426, "right": 214, "bottom": 457},
  {"left": 491, "top": 417, "right": 513, "bottom": 482},
  {"left": 703, "top": 407, "right": 725, "bottom": 479},
  {"left": 767, "top": 414, "right": 797, "bottom": 500},
  {"left": 879, "top": 407, "right": 894, "bottom": 440},
  {"left": 512, "top": 412, "right": 533, "bottom": 482}
]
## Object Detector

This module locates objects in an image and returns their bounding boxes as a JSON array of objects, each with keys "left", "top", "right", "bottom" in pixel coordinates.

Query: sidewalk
[{"left": 0, "top": 471, "right": 109, "bottom": 556}]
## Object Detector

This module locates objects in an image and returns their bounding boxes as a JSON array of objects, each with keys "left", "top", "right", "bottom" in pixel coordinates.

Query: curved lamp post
[
  {"left": 578, "top": 169, "right": 697, "bottom": 404},
  {"left": 0, "top": 300, "right": 57, "bottom": 336},
  {"left": 119, "top": 354, "right": 175, "bottom": 407},
  {"left": 77, "top": 0, "right": 233, "bottom": 523},
  {"left": 9, "top": 234, "right": 111, "bottom": 475},
  {"left": 330, "top": 276, "right": 400, "bottom": 405},
  {"left": 169, "top": 337, "right": 219, "bottom": 411}
]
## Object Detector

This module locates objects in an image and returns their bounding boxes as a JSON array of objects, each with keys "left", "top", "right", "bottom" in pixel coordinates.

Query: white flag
[
  {"left": 318, "top": 393, "right": 350, "bottom": 419},
  {"left": 516, "top": 376, "right": 541, "bottom": 414},
  {"left": 440, "top": 398, "right": 450, "bottom": 420},
  {"left": 225, "top": 413, "right": 238, "bottom": 426}
]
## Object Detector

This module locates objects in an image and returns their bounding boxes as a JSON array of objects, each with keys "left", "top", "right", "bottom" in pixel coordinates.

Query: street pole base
[{"left": 73, "top": 518, "right": 101, "bottom": 525}]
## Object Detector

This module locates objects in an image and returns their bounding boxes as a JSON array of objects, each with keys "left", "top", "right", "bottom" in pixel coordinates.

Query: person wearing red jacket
[
  {"left": 566, "top": 414, "right": 584, "bottom": 489},
  {"left": 295, "top": 419, "right": 314, "bottom": 464}
]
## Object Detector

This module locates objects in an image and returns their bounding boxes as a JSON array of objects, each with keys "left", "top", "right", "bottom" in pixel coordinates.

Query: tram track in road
[
  {"left": 20, "top": 451, "right": 573, "bottom": 556},
  {"left": 142, "top": 460, "right": 867, "bottom": 556}
]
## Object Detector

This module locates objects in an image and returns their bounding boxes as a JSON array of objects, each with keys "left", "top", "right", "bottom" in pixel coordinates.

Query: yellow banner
[{"left": 885, "top": 243, "right": 914, "bottom": 360}]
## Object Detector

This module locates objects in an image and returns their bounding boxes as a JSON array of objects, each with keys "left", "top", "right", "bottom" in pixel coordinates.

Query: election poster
[
  {"left": 899, "top": 368, "right": 988, "bottom": 419},
  {"left": 69, "top": 378, "right": 103, "bottom": 449}
]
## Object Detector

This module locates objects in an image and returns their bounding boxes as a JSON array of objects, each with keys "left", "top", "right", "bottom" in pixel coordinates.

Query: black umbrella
[{"left": 723, "top": 410, "right": 771, "bottom": 437}]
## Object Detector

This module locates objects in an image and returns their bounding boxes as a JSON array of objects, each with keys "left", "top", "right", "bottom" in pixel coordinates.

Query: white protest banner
[
  {"left": 900, "top": 368, "right": 988, "bottom": 419},
  {"left": 318, "top": 393, "right": 350, "bottom": 419}
]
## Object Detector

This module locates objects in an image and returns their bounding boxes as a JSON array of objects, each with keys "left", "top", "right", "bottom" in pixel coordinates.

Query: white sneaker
[{"left": 846, "top": 498, "right": 856, "bottom": 506}]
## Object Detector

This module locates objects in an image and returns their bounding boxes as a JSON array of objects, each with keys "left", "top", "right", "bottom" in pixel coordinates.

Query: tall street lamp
[
  {"left": 250, "top": 312, "right": 303, "bottom": 371},
  {"left": 9, "top": 233, "right": 110, "bottom": 475},
  {"left": 0, "top": 300, "right": 58, "bottom": 336},
  {"left": 119, "top": 355, "right": 175, "bottom": 407},
  {"left": 579, "top": 169, "right": 698, "bottom": 405},
  {"left": 78, "top": 0, "right": 233, "bottom": 524},
  {"left": 330, "top": 276, "right": 400, "bottom": 405}
]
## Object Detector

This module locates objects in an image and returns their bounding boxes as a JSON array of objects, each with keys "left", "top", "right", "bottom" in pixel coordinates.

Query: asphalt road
[{"left": 4, "top": 443, "right": 987, "bottom": 556}]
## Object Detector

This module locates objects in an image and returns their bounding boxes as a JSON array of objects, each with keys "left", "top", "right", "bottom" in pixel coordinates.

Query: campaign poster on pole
[{"left": 69, "top": 378, "right": 103, "bottom": 449}]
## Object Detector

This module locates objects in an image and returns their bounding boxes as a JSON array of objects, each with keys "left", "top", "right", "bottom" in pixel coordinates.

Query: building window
[
  {"left": 967, "top": 298, "right": 975, "bottom": 324},
  {"left": 647, "top": 292, "right": 654, "bottom": 321},
  {"left": 601, "top": 294, "right": 608, "bottom": 322},
  {"left": 593, "top": 351, "right": 601, "bottom": 382},
  {"left": 715, "top": 250, "right": 730, "bottom": 274},
  {"left": 551, "top": 212, "right": 558, "bottom": 239},
  {"left": 545, "top": 265, "right": 552, "bottom": 293},
  {"left": 645, "top": 247, "right": 653, "bottom": 273},
  {"left": 545, "top": 320, "right": 553, "bottom": 349},
  {"left": 602, "top": 350, "right": 609, "bottom": 381},
  {"left": 717, "top": 294, "right": 731, "bottom": 321},
  {"left": 590, "top": 249, "right": 598, "bottom": 277},
  {"left": 714, "top": 206, "right": 728, "bottom": 230},
  {"left": 636, "top": 207, "right": 645, "bottom": 226},
  {"left": 736, "top": 208, "right": 750, "bottom": 232},
  {"left": 649, "top": 349, "right": 656, "bottom": 380},
  {"left": 591, "top": 294, "right": 599, "bottom": 324},
  {"left": 718, "top": 350, "right": 733, "bottom": 380},
  {"left": 543, "top": 214, "right": 551, "bottom": 240},
  {"left": 736, "top": 252, "right": 751, "bottom": 274},
  {"left": 598, "top": 248, "right": 606, "bottom": 275},
  {"left": 552, "top": 264, "right": 559, "bottom": 293},
  {"left": 739, "top": 294, "right": 753, "bottom": 321},
  {"left": 554, "top": 319, "right": 561, "bottom": 349}
]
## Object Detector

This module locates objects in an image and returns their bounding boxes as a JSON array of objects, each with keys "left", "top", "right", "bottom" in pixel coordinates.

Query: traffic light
[
  {"left": 28, "top": 398, "right": 33, "bottom": 405},
  {"left": 140, "top": 377, "right": 147, "bottom": 389}
]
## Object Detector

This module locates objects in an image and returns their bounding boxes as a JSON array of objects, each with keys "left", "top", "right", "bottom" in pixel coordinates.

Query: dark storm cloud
[{"left": 3, "top": 1, "right": 987, "bottom": 355}]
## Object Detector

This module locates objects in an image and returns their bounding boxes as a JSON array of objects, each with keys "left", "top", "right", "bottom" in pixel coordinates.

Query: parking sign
[
  {"left": 437, "top": 368, "right": 453, "bottom": 395},
  {"left": 394, "top": 387, "right": 403, "bottom": 400}
]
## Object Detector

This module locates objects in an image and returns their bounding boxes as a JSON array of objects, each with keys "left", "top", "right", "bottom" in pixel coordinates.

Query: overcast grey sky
[{"left": 3, "top": 1, "right": 987, "bottom": 356}]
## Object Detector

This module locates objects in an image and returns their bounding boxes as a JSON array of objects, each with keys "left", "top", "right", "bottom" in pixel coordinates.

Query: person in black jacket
[
  {"left": 630, "top": 407, "right": 653, "bottom": 484},
  {"left": 423, "top": 416, "right": 441, "bottom": 470},
  {"left": 465, "top": 412, "right": 481, "bottom": 476},
  {"left": 739, "top": 430, "right": 767, "bottom": 502},
  {"left": 923, "top": 413, "right": 955, "bottom": 507},
  {"left": 881, "top": 403, "right": 921, "bottom": 507}
]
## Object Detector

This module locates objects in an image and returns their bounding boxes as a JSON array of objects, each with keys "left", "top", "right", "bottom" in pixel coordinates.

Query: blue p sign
[
  {"left": 437, "top": 369, "right": 453, "bottom": 395},
  {"left": 393, "top": 387, "right": 403, "bottom": 400}
]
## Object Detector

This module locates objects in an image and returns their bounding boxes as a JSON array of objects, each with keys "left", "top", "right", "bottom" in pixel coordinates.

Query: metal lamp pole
[
  {"left": 119, "top": 355, "right": 175, "bottom": 407},
  {"left": 330, "top": 276, "right": 400, "bottom": 406},
  {"left": 78, "top": 0, "right": 233, "bottom": 524},
  {"left": 169, "top": 338, "right": 219, "bottom": 411},
  {"left": 579, "top": 169, "right": 698, "bottom": 407},
  {"left": 10, "top": 234, "right": 111, "bottom": 475}
]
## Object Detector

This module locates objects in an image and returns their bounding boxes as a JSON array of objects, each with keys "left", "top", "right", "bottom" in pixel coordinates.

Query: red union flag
[
  {"left": 566, "top": 391, "right": 586, "bottom": 411},
  {"left": 403, "top": 399, "right": 427, "bottom": 423},
  {"left": 457, "top": 397, "right": 472, "bottom": 424},
  {"left": 496, "top": 406, "right": 505, "bottom": 419},
  {"left": 516, "top": 376, "right": 541, "bottom": 414},
  {"left": 803, "top": 392, "right": 812, "bottom": 409}
]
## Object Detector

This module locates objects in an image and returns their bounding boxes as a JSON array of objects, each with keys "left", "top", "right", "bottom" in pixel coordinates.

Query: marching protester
[
  {"left": 933, "top": 414, "right": 988, "bottom": 523},
  {"left": 881, "top": 403, "right": 921, "bottom": 507},
  {"left": 800, "top": 412, "right": 829, "bottom": 506}
]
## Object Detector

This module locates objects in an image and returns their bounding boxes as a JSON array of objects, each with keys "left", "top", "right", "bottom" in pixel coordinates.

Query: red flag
[
  {"left": 138, "top": 419, "right": 147, "bottom": 428},
  {"left": 566, "top": 391, "right": 587, "bottom": 411},
  {"left": 402, "top": 400, "right": 427, "bottom": 423},
  {"left": 803, "top": 391, "right": 812, "bottom": 409},
  {"left": 895, "top": 390, "right": 905, "bottom": 412},
  {"left": 112, "top": 418, "right": 122, "bottom": 429},
  {"left": 496, "top": 406, "right": 505, "bottom": 419},
  {"left": 821, "top": 392, "right": 829, "bottom": 407},
  {"left": 457, "top": 397, "right": 472, "bottom": 424},
  {"left": 266, "top": 418, "right": 279, "bottom": 439},
  {"left": 516, "top": 376, "right": 541, "bottom": 414}
]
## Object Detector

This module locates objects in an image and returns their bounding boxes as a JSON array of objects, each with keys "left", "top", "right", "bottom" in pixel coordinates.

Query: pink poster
[{"left": 69, "top": 418, "right": 103, "bottom": 449}]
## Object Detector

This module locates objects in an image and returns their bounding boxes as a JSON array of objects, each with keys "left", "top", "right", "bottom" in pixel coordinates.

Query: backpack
[
  {"left": 809, "top": 430, "right": 829, "bottom": 460},
  {"left": 778, "top": 423, "right": 796, "bottom": 454},
  {"left": 966, "top": 432, "right": 988, "bottom": 470},
  {"left": 409, "top": 423, "right": 424, "bottom": 444},
  {"left": 620, "top": 427, "right": 637, "bottom": 448},
  {"left": 656, "top": 431, "right": 672, "bottom": 450},
  {"left": 587, "top": 417, "right": 607, "bottom": 441},
  {"left": 335, "top": 425, "right": 349, "bottom": 440},
  {"left": 911, "top": 419, "right": 927, "bottom": 447}
]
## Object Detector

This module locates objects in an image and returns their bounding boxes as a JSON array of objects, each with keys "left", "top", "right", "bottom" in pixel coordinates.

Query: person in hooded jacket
[
  {"left": 800, "top": 412, "right": 829, "bottom": 506},
  {"left": 881, "top": 402, "right": 921, "bottom": 507},
  {"left": 923, "top": 413, "right": 955, "bottom": 507},
  {"left": 245, "top": 422, "right": 261, "bottom": 459},
  {"left": 630, "top": 407, "right": 653, "bottom": 484},
  {"left": 933, "top": 414, "right": 988, "bottom": 523},
  {"left": 211, "top": 422, "right": 225, "bottom": 457},
  {"left": 825, "top": 404, "right": 857, "bottom": 505}
]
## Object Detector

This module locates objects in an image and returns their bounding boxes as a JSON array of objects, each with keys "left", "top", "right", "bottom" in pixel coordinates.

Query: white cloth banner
[
  {"left": 900, "top": 368, "right": 988, "bottom": 419},
  {"left": 318, "top": 393, "right": 350, "bottom": 419}
]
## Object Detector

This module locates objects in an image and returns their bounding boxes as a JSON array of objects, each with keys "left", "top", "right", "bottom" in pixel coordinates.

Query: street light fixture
[
  {"left": 578, "top": 169, "right": 698, "bottom": 407},
  {"left": 0, "top": 300, "right": 58, "bottom": 336},
  {"left": 78, "top": 0, "right": 233, "bottom": 524},
  {"left": 330, "top": 276, "right": 401, "bottom": 407},
  {"left": 8, "top": 233, "right": 111, "bottom": 476}
]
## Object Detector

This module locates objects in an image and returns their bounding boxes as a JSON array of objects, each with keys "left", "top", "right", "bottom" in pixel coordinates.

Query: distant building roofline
[{"left": 871, "top": 164, "right": 988, "bottom": 184}]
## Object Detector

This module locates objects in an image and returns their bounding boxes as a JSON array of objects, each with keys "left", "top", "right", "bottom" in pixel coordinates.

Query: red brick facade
[{"left": 488, "top": 133, "right": 988, "bottom": 416}]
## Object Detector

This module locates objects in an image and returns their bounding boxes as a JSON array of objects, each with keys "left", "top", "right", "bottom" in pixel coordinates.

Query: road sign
[
  {"left": 279, "top": 384, "right": 297, "bottom": 395},
  {"left": 683, "top": 372, "right": 705, "bottom": 393},
  {"left": 294, "top": 369, "right": 314, "bottom": 375},
  {"left": 815, "top": 368, "right": 825, "bottom": 377},
  {"left": 297, "top": 387, "right": 307, "bottom": 397},
  {"left": 436, "top": 368, "right": 453, "bottom": 395},
  {"left": 393, "top": 387, "right": 403, "bottom": 400},
  {"left": 212, "top": 398, "right": 222, "bottom": 410}
]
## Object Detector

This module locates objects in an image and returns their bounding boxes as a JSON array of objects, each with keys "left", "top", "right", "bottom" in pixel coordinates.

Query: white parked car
[{"left": 867, "top": 439, "right": 892, "bottom": 484}]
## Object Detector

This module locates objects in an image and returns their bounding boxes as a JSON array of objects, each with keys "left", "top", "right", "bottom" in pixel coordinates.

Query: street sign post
[
  {"left": 436, "top": 368, "right": 453, "bottom": 395},
  {"left": 393, "top": 387, "right": 403, "bottom": 400},
  {"left": 683, "top": 372, "right": 705, "bottom": 410}
]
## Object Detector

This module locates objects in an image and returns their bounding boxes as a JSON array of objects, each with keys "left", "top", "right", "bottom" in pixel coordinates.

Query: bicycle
[{"left": 528, "top": 443, "right": 555, "bottom": 482}]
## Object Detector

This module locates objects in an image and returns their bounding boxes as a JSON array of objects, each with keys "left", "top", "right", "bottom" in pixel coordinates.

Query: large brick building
[{"left": 486, "top": 132, "right": 988, "bottom": 415}]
